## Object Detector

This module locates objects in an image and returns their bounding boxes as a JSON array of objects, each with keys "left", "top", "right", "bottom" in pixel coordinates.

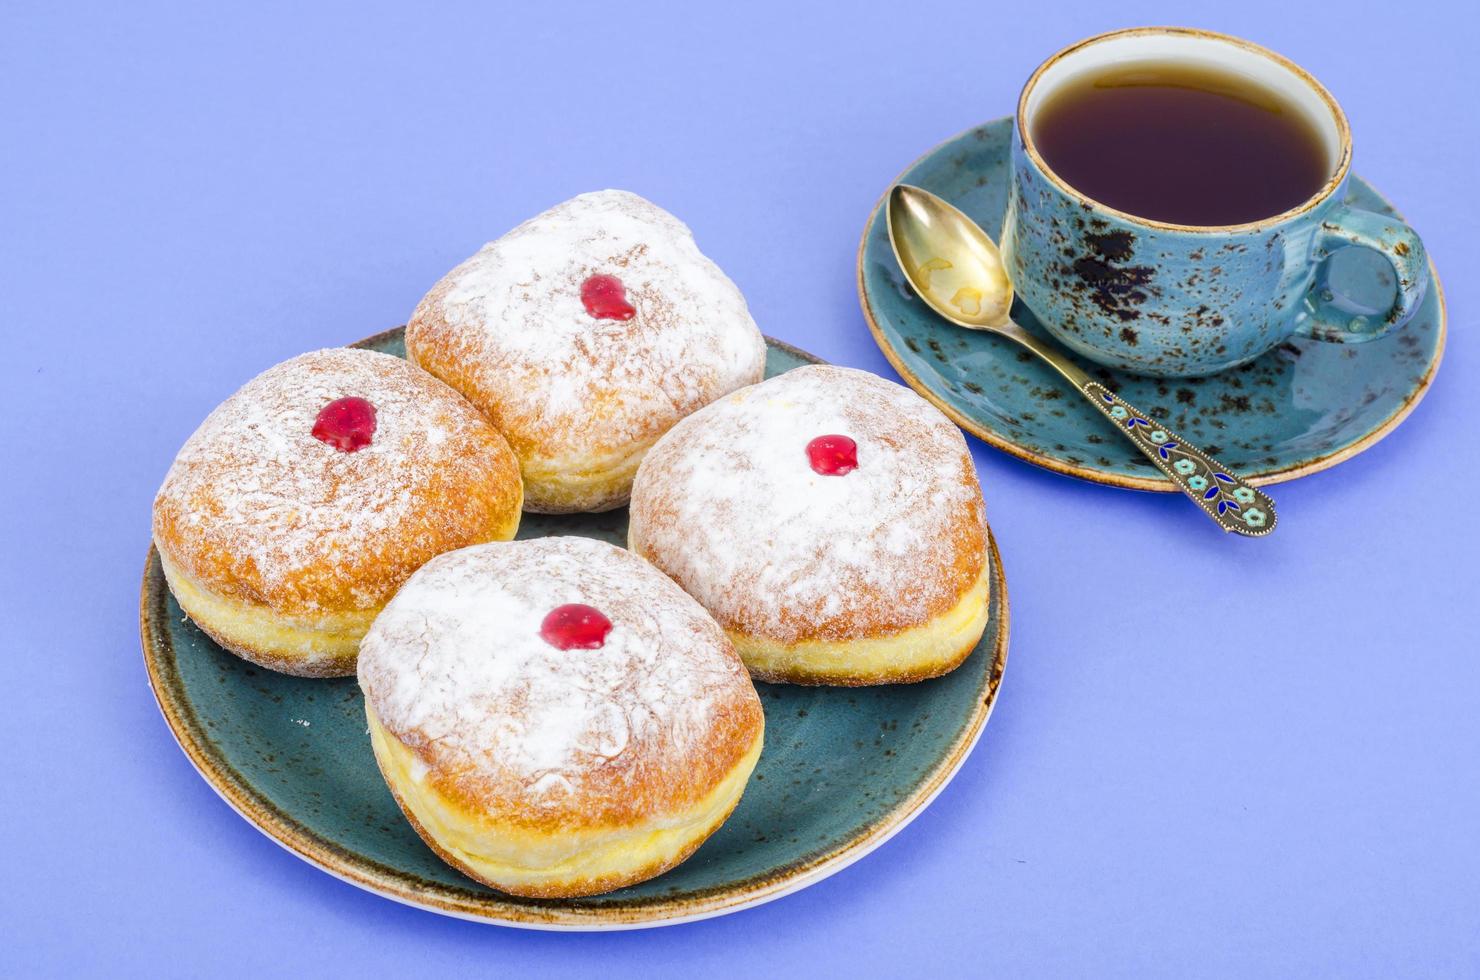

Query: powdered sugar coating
[
  {"left": 629, "top": 365, "right": 988, "bottom": 643},
  {"left": 152, "top": 348, "right": 522, "bottom": 615},
  {"left": 357, "top": 537, "right": 763, "bottom": 828},
  {"left": 405, "top": 190, "right": 766, "bottom": 465}
]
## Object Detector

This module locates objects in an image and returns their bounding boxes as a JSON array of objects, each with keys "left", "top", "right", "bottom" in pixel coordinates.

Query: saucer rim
[{"left": 857, "top": 116, "right": 1448, "bottom": 492}]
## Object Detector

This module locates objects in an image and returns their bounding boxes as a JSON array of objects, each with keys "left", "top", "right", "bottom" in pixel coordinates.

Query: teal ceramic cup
[{"left": 1001, "top": 27, "right": 1429, "bottom": 377}]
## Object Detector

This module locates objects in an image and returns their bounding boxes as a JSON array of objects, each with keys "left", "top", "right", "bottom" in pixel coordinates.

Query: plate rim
[
  {"left": 857, "top": 116, "right": 1449, "bottom": 492},
  {"left": 140, "top": 331, "right": 1012, "bottom": 930}
]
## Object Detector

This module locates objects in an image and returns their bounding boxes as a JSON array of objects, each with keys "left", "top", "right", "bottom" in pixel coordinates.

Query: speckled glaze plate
[
  {"left": 140, "top": 328, "right": 1010, "bottom": 930},
  {"left": 859, "top": 117, "right": 1446, "bottom": 490}
]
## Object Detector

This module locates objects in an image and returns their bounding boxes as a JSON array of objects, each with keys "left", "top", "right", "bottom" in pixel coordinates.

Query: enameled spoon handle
[
  {"left": 1081, "top": 381, "right": 1277, "bottom": 536},
  {"left": 989, "top": 318, "right": 1277, "bottom": 536}
]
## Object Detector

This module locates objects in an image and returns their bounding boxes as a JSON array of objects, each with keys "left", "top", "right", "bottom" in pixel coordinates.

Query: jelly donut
[
  {"left": 629, "top": 365, "right": 990, "bottom": 686},
  {"left": 152, "top": 348, "right": 523, "bottom": 677},
  {"left": 357, "top": 537, "right": 764, "bottom": 898},
  {"left": 405, "top": 189, "right": 766, "bottom": 514}
]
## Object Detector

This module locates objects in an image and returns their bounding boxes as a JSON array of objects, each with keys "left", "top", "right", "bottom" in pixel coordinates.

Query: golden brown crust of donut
[
  {"left": 418, "top": 689, "right": 763, "bottom": 835},
  {"left": 405, "top": 282, "right": 534, "bottom": 452},
  {"left": 742, "top": 635, "right": 978, "bottom": 687},
  {"left": 154, "top": 450, "right": 520, "bottom": 618},
  {"left": 392, "top": 783, "right": 745, "bottom": 899},
  {"left": 406, "top": 266, "right": 752, "bottom": 465},
  {"left": 356, "top": 538, "right": 765, "bottom": 834},
  {"left": 189, "top": 614, "right": 360, "bottom": 678},
  {"left": 372, "top": 721, "right": 761, "bottom": 898},
  {"left": 156, "top": 549, "right": 378, "bottom": 678},
  {"left": 631, "top": 530, "right": 991, "bottom": 687},
  {"left": 404, "top": 190, "right": 766, "bottom": 513},
  {"left": 152, "top": 349, "right": 524, "bottom": 623},
  {"left": 628, "top": 365, "right": 989, "bottom": 648}
]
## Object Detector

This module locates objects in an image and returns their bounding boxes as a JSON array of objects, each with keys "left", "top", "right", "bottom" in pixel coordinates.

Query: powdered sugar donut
[
  {"left": 357, "top": 536, "right": 764, "bottom": 898},
  {"left": 405, "top": 190, "right": 766, "bottom": 514},
  {"left": 152, "top": 348, "right": 523, "bottom": 677},
  {"left": 629, "top": 365, "right": 990, "bottom": 686}
]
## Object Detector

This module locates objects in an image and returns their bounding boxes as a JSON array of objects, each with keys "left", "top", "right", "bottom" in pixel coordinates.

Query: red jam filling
[
  {"left": 540, "top": 603, "right": 613, "bottom": 650},
  {"left": 806, "top": 434, "right": 858, "bottom": 476},
  {"left": 311, "top": 397, "right": 377, "bottom": 452},
  {"left": 580, "top": 274, "right": 636, "bottom": 320}
]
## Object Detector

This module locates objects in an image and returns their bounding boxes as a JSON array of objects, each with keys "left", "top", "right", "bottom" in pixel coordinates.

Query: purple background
[{"left": 3, "top": 2, "right": 1476, "bottom": 975}]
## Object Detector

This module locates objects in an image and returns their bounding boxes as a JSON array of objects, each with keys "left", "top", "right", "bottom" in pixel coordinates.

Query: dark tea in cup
[{"left": 1031, "top": 61, "right": 1330, "bottom": 226}]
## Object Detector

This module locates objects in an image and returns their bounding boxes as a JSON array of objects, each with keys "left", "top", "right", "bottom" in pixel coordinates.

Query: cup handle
[{"left": 1296, "top": 204, "right": 1429, "bottom": 343}]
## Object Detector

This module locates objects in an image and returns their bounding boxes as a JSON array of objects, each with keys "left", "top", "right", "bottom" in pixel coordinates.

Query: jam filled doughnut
[
  {"left": 357, "top": 537, "right": 764, "bottom": 898},
  {"left": 629, "top": 365, "right": 990, "bottom": 686},
  {"left": 152, "top": 349, "right": 523, "bottom": 677},
  {"left": 405, "top": 189, "right": 766, "bottom": 514}
]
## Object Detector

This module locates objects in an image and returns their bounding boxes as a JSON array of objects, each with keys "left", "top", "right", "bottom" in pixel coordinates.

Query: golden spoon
[{"left": 886, "top": 184, "right": 1276, "bottom": 536}]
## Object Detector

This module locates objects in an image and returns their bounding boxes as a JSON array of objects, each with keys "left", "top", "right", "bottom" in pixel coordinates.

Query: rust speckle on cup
[{"left": 1063, "top": 237, "right": 1155, "bottom": 323}]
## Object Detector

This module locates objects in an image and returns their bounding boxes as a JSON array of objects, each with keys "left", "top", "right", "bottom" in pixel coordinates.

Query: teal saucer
[
  {"left": 859, "top": 118, "right": 1446, "bottom": 490},
  {"left": 140, "top": 328, "right": 1010, "bottom": 930}
]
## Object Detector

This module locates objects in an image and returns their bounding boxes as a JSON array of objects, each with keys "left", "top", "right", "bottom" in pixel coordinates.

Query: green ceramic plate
[{"left": 140, "top": 328, "right": 1010, "bottom": 930}]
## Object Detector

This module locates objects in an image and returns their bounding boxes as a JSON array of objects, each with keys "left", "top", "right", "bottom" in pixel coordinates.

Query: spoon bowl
[{"left": 887, "top": 185, "right": 1013, "bottom": 330}]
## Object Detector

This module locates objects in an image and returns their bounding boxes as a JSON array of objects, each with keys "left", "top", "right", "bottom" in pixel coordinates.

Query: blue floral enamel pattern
[{"left": 1084, "top": 383, "right": 1275, "bottom": 534}]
